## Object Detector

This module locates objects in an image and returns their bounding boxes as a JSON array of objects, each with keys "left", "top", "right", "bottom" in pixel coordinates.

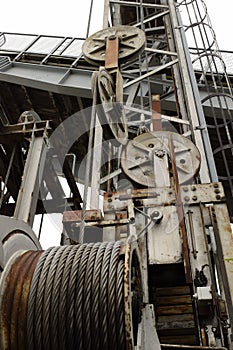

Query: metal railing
[{"left": 0, "top": 32, "right": 85, "bottom": 67}]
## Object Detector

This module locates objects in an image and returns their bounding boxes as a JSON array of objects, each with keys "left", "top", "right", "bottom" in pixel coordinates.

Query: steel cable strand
[
  {"left": 116, "top": 259, "right": 126, "bottom": 349},
  {"left": 66, "top": 244, "right": 87, "bottom": 350},
  {"left": 34, "top": 247, "right": 61, "bottom": 350},
  {"left": 107, "top": 241, "right": 122, "bottom": 350},
  {"left": 99, "top": 241, "right": 115, "bottom": 350},
  {"left": 58, "top": 245, "right": 82, "bottom": 350},
  {"left": 74, "top": 243, "right": 94, "bottom": 350},
  {"left": 41, "top": 245, "right": 68, "bottom": 350},
  {"left": 90, "top": 242, "right": 108, "bottom": 349},
  {"left": 50, "top": 245, "right": 74, "bottom": 350},
  {"left": 27, "top": 247, "right": 54, "bottom": 350},
  {"left": 9, "top": 252, "right": 32, "bottom": 349},
  {"left": 16, "top": 251, "right": 42, "bottom": 350},
  {"left": 82, "top": 242, "right": 102, "bottom": 350},
  {"left": 7, "top": 252, "right": 37, "bottom": 349}
]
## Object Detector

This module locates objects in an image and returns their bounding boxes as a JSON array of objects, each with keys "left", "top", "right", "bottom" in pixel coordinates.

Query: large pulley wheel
[
  {"left": 0, "top": 241, "right": 143, "bottom": 349},
  {"left": 82, "top": 25, "right": 146, "bottom": 66},
  {"left": 121, "top": 131, "right": 201, "bottom": 187},
  {"left": 92, "top": 68, "right": 128, "bottom": 144}
]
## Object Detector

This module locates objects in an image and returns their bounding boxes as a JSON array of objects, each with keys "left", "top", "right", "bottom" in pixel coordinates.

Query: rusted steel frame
[
  {"left": 169, "top": 134, "right": 192, "bottom": 284},
  {"left": 210, "top": 203, "right": 233, "bottom": 343},
  {"left": 63, "top": 209, "right": 103, "bottom": 222},
  {"left": 1, "top": 250, "right": 42, "bottom": 349},
  {"left": 187, "top": 210, "right": 198, "bottom": 259},
  {"left": 124, "top": 241, "right": 143, "bottom": 349},
  {"left": 152, "top": 94, "right": 162, "bottom": 131},
  {"left": 74, "top": 218, "right": 131, "bottom": 227},
  {"left": 105, "top": 35, "right": 119, "bottom": 69}
]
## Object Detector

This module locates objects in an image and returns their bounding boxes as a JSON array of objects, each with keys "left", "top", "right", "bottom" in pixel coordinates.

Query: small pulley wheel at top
[
  {"left": 92, "top": 68, "right": 128, "bottom": 145},
  {"left": 82, "top": 25, "right": 146, "bottom": 66}
]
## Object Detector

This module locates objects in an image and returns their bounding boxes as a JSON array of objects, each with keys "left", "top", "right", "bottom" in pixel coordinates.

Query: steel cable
[
  {"left": 59, "top": 245, "right": 80, "bottom": 350},
  {"left": 42, "top": 245, "right": 68, "bottom": 350},
  {"left": 99, "top": 241, "right": 115, "bottom": 349},
  {"left": 66, "top": 244, "right": 86, "bottom": 349},
  {"left": 74, "top": 243, "right": 94, "bottom": 349},
  {"left": 108, "top": 241, "right": 122, "bottom": 350},
  {"left": 24, "top": 242, "right": 128, "bottom": 349},
  {"left": 82, "top": 242, "right": 101, "bottom": 350},
  {"left": 50, "top": 245, "right": 74, "bottom": 349},
  {"left": 91, "top": 241, "right": 108, "bottom": 349},
  {"left": 116, "top": 259, "right": 126, "bottom": 350},
  {"left": 34, "top": 247, "right": 61, "bottom": 350},
  {"left": 27, "top": 247, "right": 54, "bottom": 350}
]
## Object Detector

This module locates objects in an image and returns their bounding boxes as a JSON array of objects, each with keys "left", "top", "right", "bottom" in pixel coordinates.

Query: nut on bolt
[
  {"left": 150, "top": 210, "right": 163, "bottom": 224},
  {"left": 155, "top": 149, "right": 166, "bottom": 158}
]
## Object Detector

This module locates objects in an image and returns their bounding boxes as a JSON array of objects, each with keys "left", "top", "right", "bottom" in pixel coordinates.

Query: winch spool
[{"left": 0, "top": 240, "right": 143, "bottom": 350}]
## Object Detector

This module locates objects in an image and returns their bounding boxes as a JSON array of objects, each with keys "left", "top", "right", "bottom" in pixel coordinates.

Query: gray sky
[
  {"left": 205, "top": 0, "right": 232, "bottom": 50},
  {"left": 0, "top": 0, "right": 232, "bottom": 50}
]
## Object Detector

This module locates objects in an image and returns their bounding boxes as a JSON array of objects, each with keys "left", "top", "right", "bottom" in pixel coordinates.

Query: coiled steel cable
[
  {"left": 91, "top": 241, "right": 108, "bottom": 349},
  {"left": 82, "top": 242, "right": 101, "bottom": 350},
  {"left": 50, "top": 245, "right": 75, "bottom": 349},
  {"left": 27, "top": 247, "right": 54, "bottom": 350},
  {"left": 1, "top": 241, "right": 141, "bottom": 350},
  {"left": 26, "top": 242, "right": 126, "bottom": 350}
]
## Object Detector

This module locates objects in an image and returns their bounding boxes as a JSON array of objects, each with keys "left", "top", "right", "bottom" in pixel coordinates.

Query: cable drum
[{"left": 0, "top": 241, "right": 143, "bottom": 350}]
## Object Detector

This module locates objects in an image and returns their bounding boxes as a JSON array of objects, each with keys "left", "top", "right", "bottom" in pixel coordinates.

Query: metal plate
[
  {"left": 82, "top": 25, "right": 146, "bottom": 66},
  {"left": 121, "top": 131, "right": 201, "bottom": 187}
]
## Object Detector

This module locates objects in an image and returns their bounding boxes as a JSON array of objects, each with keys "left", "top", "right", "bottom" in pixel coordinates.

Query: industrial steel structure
[{"left": 0, "top": 0, "right": 233, "bottom": 349}]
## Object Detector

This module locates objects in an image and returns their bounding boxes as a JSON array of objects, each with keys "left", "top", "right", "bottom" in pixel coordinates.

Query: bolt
[
  {"left": 150, "top": 210, "right": 163, "bottom": 224},
  {"left": 183, "top": 187, "right": 189, "bottom": 192},
  {"left": 155, "top": 149, "right": 166, "bottom": 158},
  {"left": 192, "top": 196, "right": 197, "bottom": 201},
  {"left": 214, "top": 183, "right": 219, "bottom": 188},
  {"left": 108, "top": 198, "right": 112, "bottom": 202},
  {"left": 108, "top": 34, "right": 116, "bottom": 40},
  {"left": 184, "top": 196, "right": 190, "bottom": 202},
  {"left": 191, "top": 186, "right": 196, "bottom": 191},
  {"left": 215, "top": 189, "right": 220, "bottom": 194},
  {"left": 216, "top": 195, "right": 221, "bottom": 200}
]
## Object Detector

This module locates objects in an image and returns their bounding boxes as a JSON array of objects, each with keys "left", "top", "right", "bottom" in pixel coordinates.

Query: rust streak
[{"left": 170, "top": 134, "right": 192, "bottom": 284}]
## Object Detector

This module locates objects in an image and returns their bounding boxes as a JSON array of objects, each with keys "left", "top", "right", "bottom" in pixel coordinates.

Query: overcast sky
[
  {"left": 205, "top": 0, "right": 232, "bottom": 51},
  {"left": 0, "top": 0, "right": 232, "bottom": 50}
]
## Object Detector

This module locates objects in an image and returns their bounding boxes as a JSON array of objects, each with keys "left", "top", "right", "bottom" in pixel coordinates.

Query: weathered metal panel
[{"left": 147, "top": 206, "right": 182, "bottom": 264}]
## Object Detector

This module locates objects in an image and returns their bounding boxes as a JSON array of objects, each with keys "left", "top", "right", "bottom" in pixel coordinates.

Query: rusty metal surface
[
  {"left": 124, "top": 241, "right": 143, "bottom": 349},
  {"left": 180, "top": 182, "right": 225, "bottom": 205},
  {"left": 211, "top": 203, "right": 233, "bottom": 338},
  {"left": 169, "top": 134, "right": 192, "bottom": 284},
  {"left": 63, "top": 209, "right": 103, "bottom": 222},
  {"left": 105, "top": 35, "right": 119, "bottom": 69},
  {"left": 152, "top": 94, "right": 162, "bottom": 131},
  {"left": 103, "top": 183, "right": 225, "bottom": 212},
  {"left": 0, "top": 250, "right": 42, "bottom": 349}
]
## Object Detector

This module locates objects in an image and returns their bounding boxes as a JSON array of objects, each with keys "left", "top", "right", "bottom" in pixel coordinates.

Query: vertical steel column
[
  {"left": 163, "top": 0, "right": 217, "bottom": 183},
  {"left": 14, "top": 132, "right": 47, "bottom": 227}
]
